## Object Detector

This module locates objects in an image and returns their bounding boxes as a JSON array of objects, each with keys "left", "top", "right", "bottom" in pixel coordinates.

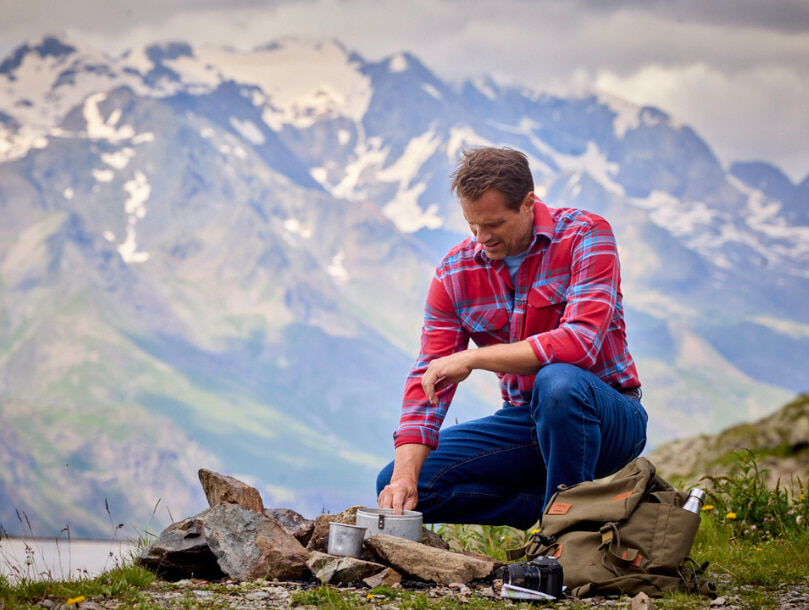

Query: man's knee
[
  {"left": 376, "top": 460, "right": 395, "bottom": 496},
  {"left": 532, "top": 363, "right": 585, "bottom": 402},
  {"left": 532, "top": 363, "right": 588, "bottom": 425}
]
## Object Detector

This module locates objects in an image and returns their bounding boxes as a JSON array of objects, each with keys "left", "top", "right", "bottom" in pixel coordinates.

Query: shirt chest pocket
[
  {"left": 525, "top": 282, "right": 567, "bottom": 336},
  {"left": 459, "top": 307, "right": 509, "bottom": 347}
]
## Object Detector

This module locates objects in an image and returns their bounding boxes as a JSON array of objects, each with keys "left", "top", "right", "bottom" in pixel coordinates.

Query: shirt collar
[{"left": 473, "top": 195, "right": 554, "bottom": 264}]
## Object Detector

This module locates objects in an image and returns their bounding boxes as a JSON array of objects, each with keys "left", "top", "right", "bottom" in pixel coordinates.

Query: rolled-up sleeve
[
  {"left": 527, "top": 218, "right": 619, "bottom": 369},
  {"left": 394, "top": 274, "right": 468, "bottom": 449}
]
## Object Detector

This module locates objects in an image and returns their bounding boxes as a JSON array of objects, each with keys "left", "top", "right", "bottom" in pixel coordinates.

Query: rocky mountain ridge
[{"left": 649, "top": 393, "right": 809, "bottom": 489}]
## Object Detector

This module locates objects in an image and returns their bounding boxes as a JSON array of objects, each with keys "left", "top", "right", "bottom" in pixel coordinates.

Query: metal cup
[{"left": 327, "top": 522, "right": 367, "bottom": 557}]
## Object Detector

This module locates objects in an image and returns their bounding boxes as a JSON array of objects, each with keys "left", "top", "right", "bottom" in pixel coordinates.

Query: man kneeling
[{"left": 377, "top": 147, "right": 647, "bottom": 528}]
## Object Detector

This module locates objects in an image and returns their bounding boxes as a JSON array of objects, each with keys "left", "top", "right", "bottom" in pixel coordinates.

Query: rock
[
  {"left": 198, "top": 468, "right": 264, "bottom": 513},
  {"left": 137, "top": 510, "right": 225, "bottom": 581},
  {"left": 203, "top": 503, "right": 309, "bottom": 581},
  {"left": 173, "top": 579, "right": 194, "bottom": 588},
  {"left": 363, "top": 567, "right": 403, "bottom": 588},
  {"left": 364, "top": 534, "right": 500, "bottom": 585},
  {"left": 244, "top": 591, "right": 271, "bottom": 601},
  {"left": 306, "top": 505, "right": 362, "bottom": 552},
  {"left": 421, "top": 527, "right": 450, "bottom": 550},
  {"left": 632, "top": 591, "right": 654, "bottom": 610},
  {"left": 711, "top": 596, "right": 728, "bottom": 607},
  {"left": 306, "top": 551, "right": 386, "bottom": 584},
  {"left": 264, "top": 507, "right": 315, "bottom": 545}
]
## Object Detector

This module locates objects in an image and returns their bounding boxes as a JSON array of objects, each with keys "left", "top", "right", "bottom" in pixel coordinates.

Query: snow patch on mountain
[
  {"left": 327, "top": 250, "right": 348, "bottom": 281},
  {"left": 101, "top": 147, "right": 135, "bottom": 169},
  {"left": 520, "top": 119, "right": 622, "bottom": 194},
  {"left": 446, "top": 126, "right": 494, "bottom": 163},
  {"left": 331, "top": 137, "right": 389, "bottom": 199},
  {"left": 83, "top": 93, "right": 134, "bottom": 141},
  {"left": 229, "top": 117, "right": 265, "bottom": 146},
  {"left": 597, "top": 91, "right": 640, "bottom": 138},
  {"left": 118, "top": 171, "right": 150, "bottom": 264},
  {"left": 378, "top": 127, "right": 443, "bottom": 232},
  {"left": 283, "top": 218, "right": 312, "bottom": 239},
  {"left": 470, "top": 77, "right": 498, "bottom": 101},
  {"left": 422, "top": 83, "right": 442, "bottom": 100},
  {"left": 751, "top": 316, "right": 809, "bottom": 340},
  {"left": 92, "top": 168, "right": 114, "bottom": 182},
  {"left": 173, "top": 40, "right": 371, "bottom": 130},
  {"left": 0, "top": 37, "right": 146, "bottom": 133},
  {"left": 0, "top": 125, "right": 48, "bottom": 162},
  {"left": 389, "top": 54, "right": 408, "bottom": 73},
  {"left": 649, "top": 199, "right": 716, "bottom": 237}
]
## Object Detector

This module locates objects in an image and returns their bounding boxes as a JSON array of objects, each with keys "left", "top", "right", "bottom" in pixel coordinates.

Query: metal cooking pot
[
  {"left": 327, "top": 522, "right": 366, "bottom": 557},
  {"left": 355, "top": 507, "right": 423, "bottom": 541}
]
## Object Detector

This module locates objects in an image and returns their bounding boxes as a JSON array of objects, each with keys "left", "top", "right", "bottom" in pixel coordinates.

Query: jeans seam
[{"left": 425, "top": 441, "right": 538, "bottom": 489}]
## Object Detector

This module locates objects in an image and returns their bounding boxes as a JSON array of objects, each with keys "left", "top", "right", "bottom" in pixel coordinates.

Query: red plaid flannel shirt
[{"left": 394, "top": 197, "right": 640, "bottom": 449}]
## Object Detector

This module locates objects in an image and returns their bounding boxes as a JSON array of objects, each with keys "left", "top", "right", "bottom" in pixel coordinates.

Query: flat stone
[
  {"left": 364, "top": 534, "right": 500, "bottom": 585},
  {"left": 306, "top": 505, "right": 362, "bottom": 552},
  {"left": 244, "top": 590, "right": 271, "bottom": 601},
  {"left": 264, "top": 507, "right": 315, "bottom": 545},
  {"left": 363, "top": 567, "right": 402, "bottom": 588},
  {"left": 306, "top": 551, "right": 386, "bottom": 584},
  {"left": 203, "top": 503, "right": 310, "bottom": 581},
  {"left": 137, "top": 509, "right": 225, "bottom": 581},
  {"left": 198, "top": 468, "right": 264, "bottom": 513}
]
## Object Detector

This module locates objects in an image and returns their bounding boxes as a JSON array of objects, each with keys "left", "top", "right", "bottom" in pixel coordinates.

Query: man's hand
[
  {"left": 378, "top": 444, "right": 431, "bottom": 514},
  {"left": 377, "top": 478, "right": 419, "bottom": 514},
  {"left": 421, "top": 351, "right": 474, "bottom": 404}
]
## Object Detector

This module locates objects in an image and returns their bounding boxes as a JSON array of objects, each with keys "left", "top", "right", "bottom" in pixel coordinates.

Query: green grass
[{"left": 0, "top": 563, "right": 155, "bottom": 609}]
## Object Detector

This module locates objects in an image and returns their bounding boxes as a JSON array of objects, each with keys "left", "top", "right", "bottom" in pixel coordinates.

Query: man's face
[{"left": 460, "top": 189, "right": 534, "bottom": 260}]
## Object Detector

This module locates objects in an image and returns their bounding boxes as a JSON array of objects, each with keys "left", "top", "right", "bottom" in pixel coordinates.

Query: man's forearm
[
  {"left": 390, "top": 443, "right": 431, "bottom": 484},
  {"left": 421, "top": 340, "right": 541, "bottom": 404},
  {"left": 465, "top": 340, "right": 542, "bottom": 375},
  {"left": 378, "top": 443, "right": 431, "bottom": 513}
]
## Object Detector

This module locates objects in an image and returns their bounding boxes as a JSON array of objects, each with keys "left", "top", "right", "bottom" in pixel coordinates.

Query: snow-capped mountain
[{"left": 1, "top": 35, "right": 806, "bottom": 537}]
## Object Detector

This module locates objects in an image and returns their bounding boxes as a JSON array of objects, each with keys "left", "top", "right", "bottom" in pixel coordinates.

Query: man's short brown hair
[{"left": 450, "top": 147, "right": 534, "bottom": 211}]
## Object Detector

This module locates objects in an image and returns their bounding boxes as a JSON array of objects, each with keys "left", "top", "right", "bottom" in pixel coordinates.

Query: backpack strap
[{"left": 505, "top": 532, "right": 555, "bottom": 561}]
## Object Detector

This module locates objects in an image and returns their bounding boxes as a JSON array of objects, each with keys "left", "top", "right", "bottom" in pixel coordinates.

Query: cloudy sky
[{"left": 2, "top": 0, "right": 808, "bottom": 181}]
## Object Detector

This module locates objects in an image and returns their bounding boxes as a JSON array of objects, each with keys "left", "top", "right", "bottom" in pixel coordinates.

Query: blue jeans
[{"left": 376, "top": 363, "right": 648, "bottom": 529}]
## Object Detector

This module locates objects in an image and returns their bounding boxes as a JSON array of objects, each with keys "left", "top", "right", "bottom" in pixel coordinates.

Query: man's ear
[{"left": 521, "top": 191, "right": 534, "bottom": 212}]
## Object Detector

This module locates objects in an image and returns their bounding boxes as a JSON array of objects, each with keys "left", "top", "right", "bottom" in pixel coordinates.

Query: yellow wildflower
[
  {"left": 756, "top": 547, "right": 763, "bottom": 552},
  {"left": 66, "top": 596, "right": 86, "bottom": 606},
  {"left": 367, "top": 594, "right": 374, "bottom": 601},
  {"left": 530, "top": 529, "right": 541, "bottom": 535},
  {"left": 725, "top": 512, "right": 737, "bottom": 520},
  {"left": 701, "top": 504, "right": 715, "bottom": 512}
]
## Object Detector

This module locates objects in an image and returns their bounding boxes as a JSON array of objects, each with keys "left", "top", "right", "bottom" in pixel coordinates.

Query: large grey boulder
[
  {"left": 306, "top": 505, "right": 361, "bottom": 552},
  {"left": 264, "top": 507, "right": 315, "bottom": 546},
  {"left": 306, "top": 551, "right": 386, "bottom": 584},
  {"left": 198, "top": 468, "right": 264, "bottom": 513},
  {"left": 137, "top": 510, "right": 225, "bottom": 581},
  {"left": 203, "top": 503, "right": 309, "bottom": 580},
  {"left": 364, "top": 534, "right": 500, "bottom": 585}
]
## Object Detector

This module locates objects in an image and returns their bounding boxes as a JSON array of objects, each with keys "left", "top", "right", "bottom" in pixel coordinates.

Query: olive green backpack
[{"left": 507, "top": 457, "right": 716, "bottom": 598}]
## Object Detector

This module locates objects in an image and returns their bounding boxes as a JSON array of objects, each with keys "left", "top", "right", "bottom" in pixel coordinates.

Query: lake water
[{"left": 0, "top": 538, "right": 136, "bottom": 582}]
